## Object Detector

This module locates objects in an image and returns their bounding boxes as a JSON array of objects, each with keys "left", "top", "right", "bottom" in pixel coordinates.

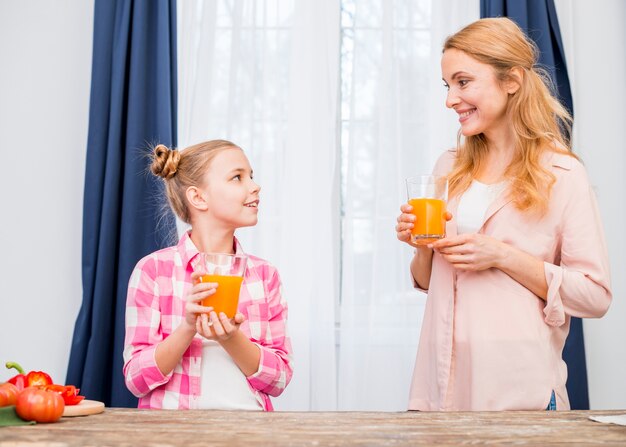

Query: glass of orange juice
[
  {"left": 199, "top": 253, "right": 248, "bottom": 318},
  {"left": 405, "top": 175, "right": 448, "bottom": 245}
]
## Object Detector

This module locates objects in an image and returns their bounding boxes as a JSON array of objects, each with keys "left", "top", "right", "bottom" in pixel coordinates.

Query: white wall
[
  {"left": 0, "top": 0, "right": 623, "bottom": 411},
  {"left": 0, "top": 0, "right": 93, "bottom": 384},
  {"left": 555, "top": 0, "right": 626, "bottom": 410}
]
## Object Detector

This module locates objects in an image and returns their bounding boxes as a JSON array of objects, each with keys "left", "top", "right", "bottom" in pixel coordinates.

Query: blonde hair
[
  {"left": 150, "top": 139, "right": 240, "bottom": 223},
  {"left": 444, "top": 17, "right": 575, "bottom": 214}
]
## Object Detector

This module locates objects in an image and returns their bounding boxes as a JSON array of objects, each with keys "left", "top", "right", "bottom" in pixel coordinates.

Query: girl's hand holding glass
[
  {"left": 183, "top": 271, "right": 217, "bottom": 330},
  {"left": 196, "top": 311, "right": 246, "bottom": 341}
]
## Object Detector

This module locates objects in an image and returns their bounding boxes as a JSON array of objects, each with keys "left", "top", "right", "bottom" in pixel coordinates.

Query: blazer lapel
[
  {"left": 448, "top": 183, "right": 512, "bottom": 236},
  {"left": 478, "top": 186, "right": 512, "bottom": 233}
]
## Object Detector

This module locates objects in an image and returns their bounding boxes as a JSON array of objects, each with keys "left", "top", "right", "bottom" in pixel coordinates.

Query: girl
[
  {"left": 123, "top": 140, "right": 292, "bottom": 410},
  {"left": 395, "top": 18, "right": 611, "bottom": 411}
]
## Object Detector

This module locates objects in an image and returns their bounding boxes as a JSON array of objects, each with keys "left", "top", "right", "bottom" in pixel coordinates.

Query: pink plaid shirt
[{"left": 123, "top": 231, "right": 293, "bottom": 410}]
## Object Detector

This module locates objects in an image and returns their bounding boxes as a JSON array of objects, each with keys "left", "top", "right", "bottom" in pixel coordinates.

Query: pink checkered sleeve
[
  {"left": 246, "top": 269, "right": 293, "bottom": 397},
  {"left": 123, "top": 255, "right": 172, "bottom": 397}
]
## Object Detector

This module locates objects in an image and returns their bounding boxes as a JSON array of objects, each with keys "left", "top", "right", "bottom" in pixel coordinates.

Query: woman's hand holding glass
[
  {"left": 396, "top": 204, "right": 453, "bottom": 248},
  {"left": 396, "top": 203, "right": 420, "bottom": 248},
  {"left": 430, "top": 233, "right": 506, "bottom": 271}
]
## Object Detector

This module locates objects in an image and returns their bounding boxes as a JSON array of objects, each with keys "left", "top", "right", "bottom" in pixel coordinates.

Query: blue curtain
[
  {"left": 66, "top": 0, "right": 178, "bottom": 408},
  {"left": 481, "top": 0, "right": 588, "bottom": 410}
]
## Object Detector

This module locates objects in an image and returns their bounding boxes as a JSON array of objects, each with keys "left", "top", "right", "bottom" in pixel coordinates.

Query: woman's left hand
[
  {"left": 430, "top": 233, "right": 506, "bottom": 272},
  {"left": 196, "top": 311, "right": 246, "bottom": 341}
]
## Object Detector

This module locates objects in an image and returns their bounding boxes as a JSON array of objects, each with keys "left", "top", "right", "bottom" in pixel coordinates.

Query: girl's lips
[{"left": 244, "top": 200, "right": 259, "bottom": 208}]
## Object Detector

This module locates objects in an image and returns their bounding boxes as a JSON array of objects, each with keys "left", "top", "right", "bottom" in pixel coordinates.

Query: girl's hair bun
[{"left": 151, "top": 144, "right": 181, "bottom": 179}]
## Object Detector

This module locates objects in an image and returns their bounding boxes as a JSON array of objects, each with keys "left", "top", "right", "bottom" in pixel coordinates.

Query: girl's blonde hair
[
  {"left": 150, "top": 139, "right": 240, "bottom": 223},
  {"left": 444, "top": 17, "right": 574, "bottom": 214}
]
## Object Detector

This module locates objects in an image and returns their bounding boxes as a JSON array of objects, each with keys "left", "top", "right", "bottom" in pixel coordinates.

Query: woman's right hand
[
  {"left": 395, "top": 204, "right": 453, "bottom": 248},
  {"left": 396, "top": 204, "right": 418, "bottom": 247},
  {"left": 183, "top": 271, "right": 217, "bottom": 330}
]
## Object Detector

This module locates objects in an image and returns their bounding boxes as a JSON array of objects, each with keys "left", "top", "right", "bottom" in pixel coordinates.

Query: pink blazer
[{"left": 409, "top": 149, "right": 611, "bottom": 411}]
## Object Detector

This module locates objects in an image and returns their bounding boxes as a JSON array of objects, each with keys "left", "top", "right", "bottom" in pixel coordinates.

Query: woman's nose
[{"left": 445, "top": 89, "right": 459, "bottom": 109}]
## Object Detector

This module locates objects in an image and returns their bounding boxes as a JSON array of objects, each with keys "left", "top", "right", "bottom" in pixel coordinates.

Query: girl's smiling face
[
  {"left": 441, "top": 48, "right": 515, "bottom": 139},
  {"left": 201, "top": 147, "right": 260, "bottom": 229}
]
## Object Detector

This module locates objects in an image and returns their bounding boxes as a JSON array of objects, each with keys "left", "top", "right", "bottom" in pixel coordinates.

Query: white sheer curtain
[
  {"left": 178, "top": 0, "right": 479, "bottom": 411},
  {"left": 337, "top": 0, "right": 478, "bottom": 410},
  {"left": 177, "top": 0, "right": 339, "bottom": 411}
]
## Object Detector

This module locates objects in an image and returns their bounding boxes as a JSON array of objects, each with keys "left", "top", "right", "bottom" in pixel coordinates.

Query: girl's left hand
[
  {"left": 196, "top": 311, "right": 246, "bottom": 341},
  {"left": 430, "top": 233, "right": 506, "bottom": 272}
]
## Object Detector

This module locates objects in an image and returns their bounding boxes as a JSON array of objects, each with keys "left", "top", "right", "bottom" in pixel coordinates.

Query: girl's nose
[{"left": 251, "top": 180, "right": 261, "bottom": 194}]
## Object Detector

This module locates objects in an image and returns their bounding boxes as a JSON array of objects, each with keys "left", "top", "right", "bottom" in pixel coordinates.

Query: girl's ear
[
  {"left": 186, "top": 186, "right": 209, "bottom": 211},
  {"left": 506, "top": 66, "right": 523, "bottom": 94}
]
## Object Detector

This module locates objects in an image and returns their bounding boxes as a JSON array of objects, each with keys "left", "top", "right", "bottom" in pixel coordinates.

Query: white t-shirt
[
  {"left": 196, "top": 339, "right": 263, "bottom": 410},
  {"left": 456, "top": 180, "right": 507, "bottom": 234}
]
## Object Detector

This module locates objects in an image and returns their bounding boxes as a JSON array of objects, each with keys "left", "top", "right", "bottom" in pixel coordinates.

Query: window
[{"left": 178, "top": 0, "right": 476, "bottom": 411}]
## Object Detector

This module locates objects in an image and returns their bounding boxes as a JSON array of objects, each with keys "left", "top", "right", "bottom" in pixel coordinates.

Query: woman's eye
[
  {"left": 443, "top": 82, "right": 450, "bottom": 90},
  {"left": 459, "top": 79, "right": 469, "bottom": 87}
]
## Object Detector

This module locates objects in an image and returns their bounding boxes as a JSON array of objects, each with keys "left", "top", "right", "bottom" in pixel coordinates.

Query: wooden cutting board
[{"left": 62, "top": 400, "right": 105, "bottom": 417}]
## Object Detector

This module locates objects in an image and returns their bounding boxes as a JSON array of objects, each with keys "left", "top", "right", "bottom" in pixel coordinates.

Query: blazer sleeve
[{"left": 543, "top": 161, "right": 612, "bottom": 326}]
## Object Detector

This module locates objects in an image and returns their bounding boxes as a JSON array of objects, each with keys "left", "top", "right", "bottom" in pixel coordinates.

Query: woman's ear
[
  {"left": 186, "top": 186, "right": 209, "bottom": 211},
  {"left": 506, "top": 66, "right": 523, "bottom": 94}
]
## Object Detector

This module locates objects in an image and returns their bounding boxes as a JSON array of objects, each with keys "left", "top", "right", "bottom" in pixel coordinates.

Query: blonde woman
[{"left": 395, "top": 18, "right": 611, "bottom": 411}]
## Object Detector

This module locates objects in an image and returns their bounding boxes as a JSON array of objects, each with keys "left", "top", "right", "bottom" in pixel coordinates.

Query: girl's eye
[{"left": 232, "top": 174, "right": 241, "bottom": 181}]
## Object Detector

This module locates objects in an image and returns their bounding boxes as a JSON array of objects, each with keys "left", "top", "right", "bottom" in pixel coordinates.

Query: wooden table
[{"left": 2, "top": 409, "right": 626, "bottom": 446}]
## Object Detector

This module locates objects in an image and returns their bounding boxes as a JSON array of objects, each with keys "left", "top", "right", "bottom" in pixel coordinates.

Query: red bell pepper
[
  {"left": 5, "top": 361, "right": 53, "bottom": 391},
  {"left": 42, "top": 384, "right": 85, "bottom": 406}
]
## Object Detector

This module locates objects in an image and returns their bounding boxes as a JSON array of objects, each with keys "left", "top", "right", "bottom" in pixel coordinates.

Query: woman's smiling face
[{"left": 441, "top": 48, "right": 513, "bottom": 139}]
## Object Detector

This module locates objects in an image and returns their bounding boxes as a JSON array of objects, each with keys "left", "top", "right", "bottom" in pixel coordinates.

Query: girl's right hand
[
  {"left": 183, "top": 271, "right": 217, "bottom": 330},
  {"left": 396, "top": 204, "right": 418, "bottom": 247}
]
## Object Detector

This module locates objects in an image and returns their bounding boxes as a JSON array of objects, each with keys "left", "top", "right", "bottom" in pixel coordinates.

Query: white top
[
  {"left": 196, "top": 339, "right": 263, "bottom": 410},
  {"left": 456, "top": 180, "right": 507, "bottom": 234}
]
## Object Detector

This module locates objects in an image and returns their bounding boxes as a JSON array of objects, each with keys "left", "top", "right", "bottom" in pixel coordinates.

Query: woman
[{"left": 395, "top": 17, "right": 611, "bottom": 411}]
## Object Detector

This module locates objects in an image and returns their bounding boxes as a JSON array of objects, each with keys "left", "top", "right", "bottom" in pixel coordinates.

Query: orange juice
[
  {"left": 200, "top": 274, "right": 244, "bottom": 318},
  {"left": 408, "top": 198, "right": 446, "bottom": 244}
]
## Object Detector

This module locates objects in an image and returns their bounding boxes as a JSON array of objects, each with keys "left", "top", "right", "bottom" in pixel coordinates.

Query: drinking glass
[
  {"left": 199, "top": 253, "right": 248, "bottom": 318},
  {"left": 405, "top": 175, "right": 448, "bottom": 245}
]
